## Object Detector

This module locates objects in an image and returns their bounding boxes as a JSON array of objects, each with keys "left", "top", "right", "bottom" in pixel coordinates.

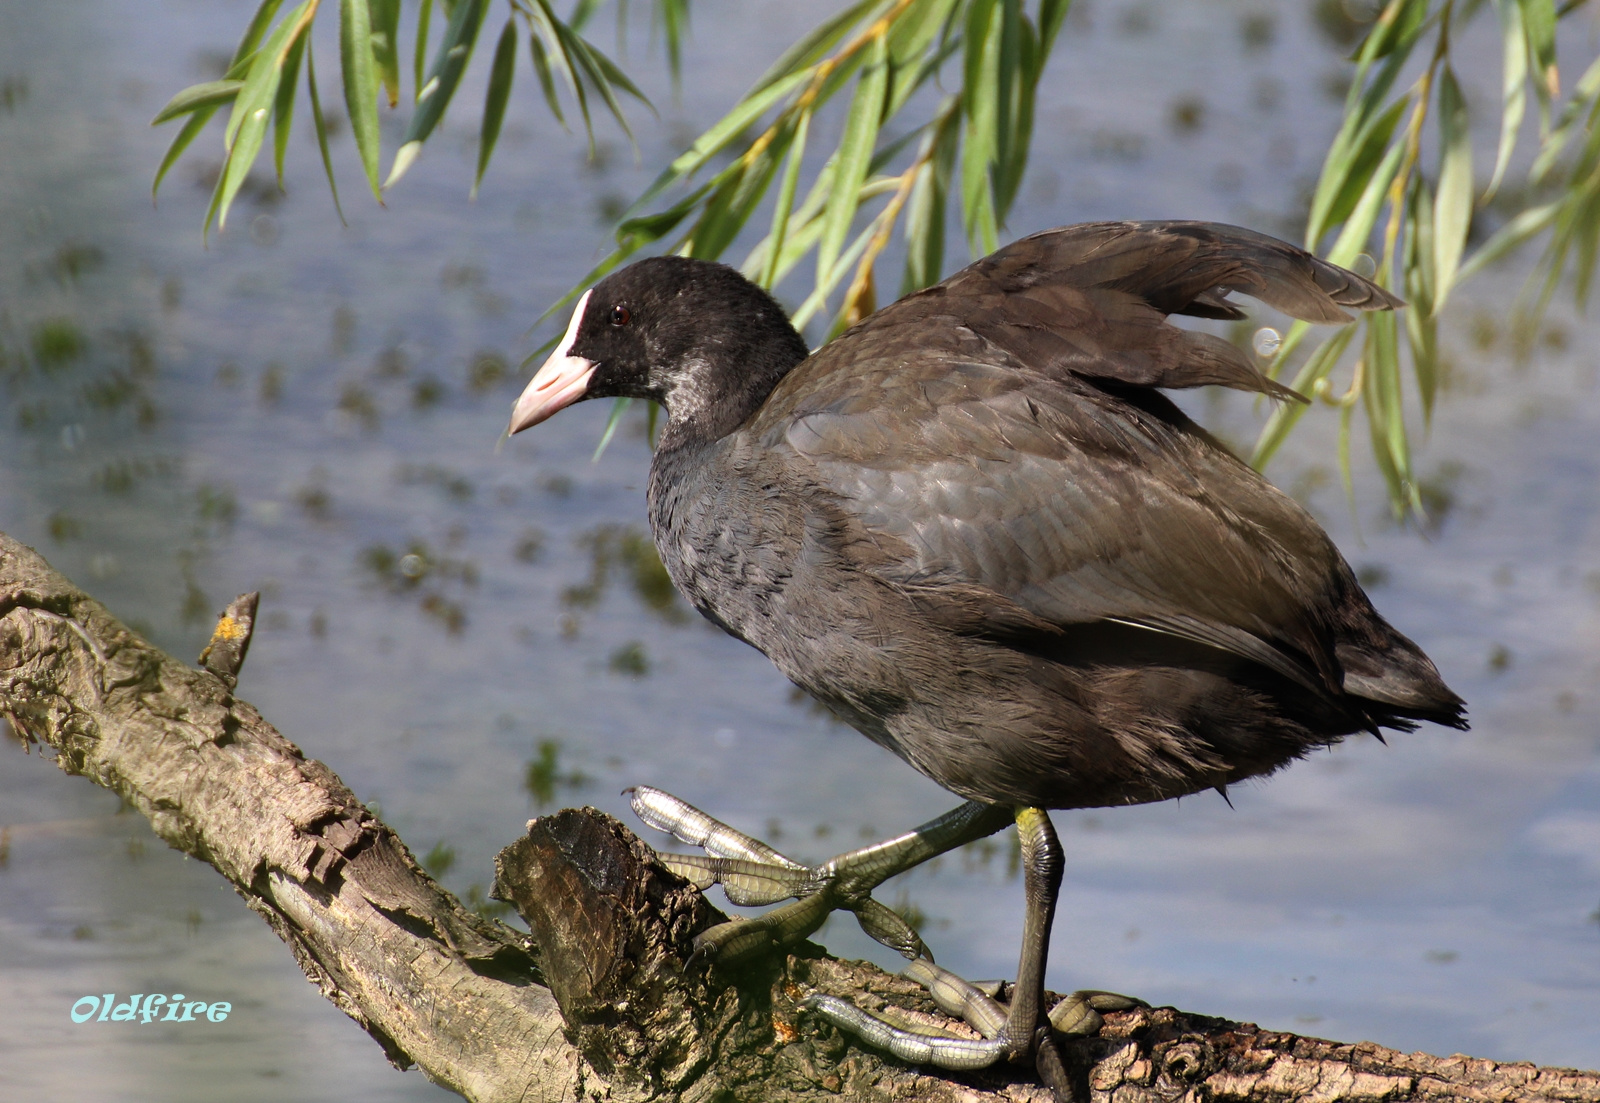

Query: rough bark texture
[{"left": 3, "top": 528, "right": 1597, "bottom": 1103}]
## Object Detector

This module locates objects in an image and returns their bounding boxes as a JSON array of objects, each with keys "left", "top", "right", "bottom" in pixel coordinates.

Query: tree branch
[{"left": 3, "top": 528, "right": 1596, "bottom": 1102}]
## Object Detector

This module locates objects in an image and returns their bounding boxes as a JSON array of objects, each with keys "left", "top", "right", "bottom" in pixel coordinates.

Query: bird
[{"left": 506, "top": 220, "right": 1467, "bottom": 1098}]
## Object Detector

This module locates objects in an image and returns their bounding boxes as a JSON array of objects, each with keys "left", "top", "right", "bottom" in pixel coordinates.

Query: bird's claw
[{"left": 630, "top": 785, "right": 930, "bottom": 967}]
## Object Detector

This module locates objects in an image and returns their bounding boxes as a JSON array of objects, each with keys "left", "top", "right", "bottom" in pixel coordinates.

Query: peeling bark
[{"left": 2, "top": 529, "right": 1596, "bottom": 1103}]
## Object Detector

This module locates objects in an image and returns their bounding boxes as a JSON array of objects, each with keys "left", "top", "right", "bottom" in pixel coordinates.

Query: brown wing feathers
[{"left": 866, "top": 220, "right": 1400, "bottom": 403}]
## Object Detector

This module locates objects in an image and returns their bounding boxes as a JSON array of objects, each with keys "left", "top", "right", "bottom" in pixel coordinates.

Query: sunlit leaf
[
  {"left": 1486, "top": 0, "right": 1527, "bottom": 198},
  {"left": 528, "top": 29, "right": 566, "bottom": 127},
  {"left": 273, "top": 29, "right": 308, "bottom": 186},
  {"left": 761, "top": 109, "right": 811, "bottom": 288},
  {"left": 749, "top": 0, "right": 880, "bottom": 95},
  {"left": 1519, "top": 0, "right": 1558, "bottom": 122},
  {"left": 1458, "top": 201, "right": 1559, "bottom": 282},
  {"left": 341, "top": 0, "right": 383, "bottom": 199},
  {"left": 235, "top": 0, "right": 290, "bottom": 66},
  {"left": 1433, "top": 65, "right": 1473, "bottom": 308},
  {"left": 370, "top": 0, "right": 402, "bottom": 108},
  {"left": 473, "top": 18, "right": 517, "bottom": 198},
  {"left": 388, "top": 0, "right": 488, "bottom": 187},
  {"left": 901, "top": 96, "right": 958, "bottom": 293},
  {"left": 961, "top": 0, "right": 1001, "bottom": 255},
  {"left": 1362, "top": 307, "right": 1415, "bottom": 515},
  {"left": 213, "top": 0, "right": 315, "bottom": 234},
  {"left": 152, "top": 80, "right": 244, "bottom": 125},
  {"left": 153, "top": 108, "right": 221, "bottom": 200},
  {"left": 412, "top": 0, "right": 433, "bottom": 99},
  {"left": 818, "top": 33, "right": 888, "bottom": 291},
  {"left": 1307, "top": 95, "right": 1407, "bottom": 249},
  {"left": 306, "top": 39, "right": 347, "bottom": 224},
  {"left": 1252, "top": 325, "right": 1359, "bottom": 471}
]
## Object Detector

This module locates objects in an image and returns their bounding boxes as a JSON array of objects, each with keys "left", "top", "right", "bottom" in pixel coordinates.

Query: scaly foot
[{"left": 627, "top": 785, "right": 1011, "bottom": 967}]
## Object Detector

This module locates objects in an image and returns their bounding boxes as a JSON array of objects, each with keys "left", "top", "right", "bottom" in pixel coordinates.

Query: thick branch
[{"left": 2, "top": 529, "right": 1597, "bottom": 1103}]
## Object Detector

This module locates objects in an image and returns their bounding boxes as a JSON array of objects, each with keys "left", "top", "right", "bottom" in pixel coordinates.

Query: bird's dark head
[{"left": 508, "top": 257, "right": 809, "bottom": 443}]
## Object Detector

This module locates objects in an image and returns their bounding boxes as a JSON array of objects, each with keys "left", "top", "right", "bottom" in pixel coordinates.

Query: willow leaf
[
  {"left": 388, "top": 0, "right": 488, "bottom": 187},
  {"left": 370, "top": 0, "right": 401, "bottom": 107},
  {"left": 152, "top": 80, "right": 244, "bottom": 125},
  {"left": 234, "top": 0, "right": 289, "bottom": 66},
  {"left": 153, "top": 108, "right": 220, "bottom": 199},
  {"left": 273, "top": 30, "right": 308, "bottom": 185},
  {"left": 1307, "top": 95, "right": 1407, "bottom": 248},
  {"left": 629, "top": 68, "right": 811, "bottom": 215},
  {"left": 213, "top": 1, "right": 314, "bottom": 233},
  {"left": 528, "top": 30, "right": 566, "bottom": 127},
  {"left": 1458, "top": 201, "right": 1559, "bottom": 282},
  {"left": 1405, "top": 174, "right": 1438, "bottom": 420},
  {"left": 473, "top": 18, "right": 517, "bottom": 198},
  {"left": 1433, "top": 65, "right": 1473, "bottom": 308},
  {"left": 762, "top": 109, "right": 811, "bottom": 288},
  {"left": 961, "top": 0, "right": 1001, "bottom": 255},
  {"left": 1362, "top": 308, "right": 1413, "bottom": 515},
  {"left": 1252, "top": 324, "right": 1359, "bottom": 470},
  {"left": 413, "top": 0, "right": 433, "bottom": 99},
  {"left": 1519, "top": 0, "right": 1558, "bottom": 121},
  {"left": 341, "top": 0, "right": 383, "bottom": 199},
  {"left": 306, "top": 40, "right": 347, "bottom": 223},
  {"left": 1487, "top": 0, "right": 1527, "bottom": 197},
  {"left": 749, "top": 0, "right": 881, "bottom": 95},
  {"left": 901, "top": 101, "right": 957, "bottom": 294},
  {"left": 818, "top": 34, "right": 888, "bottom": 289}
]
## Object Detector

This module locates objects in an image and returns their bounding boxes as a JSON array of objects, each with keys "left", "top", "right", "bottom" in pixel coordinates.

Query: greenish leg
[
  {"left": 806, "top": 807, "right": 1146, "bottom": 1101},
  {"left": 628, "top": 785, "right": 1012, "bottom": 965}
]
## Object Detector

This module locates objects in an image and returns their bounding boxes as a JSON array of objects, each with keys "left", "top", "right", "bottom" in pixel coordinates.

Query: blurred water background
[{"left": 2, "top": 1, "right": 1599, "bottom": 1099}]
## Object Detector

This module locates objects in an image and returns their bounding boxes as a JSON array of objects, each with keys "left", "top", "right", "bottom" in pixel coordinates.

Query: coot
[{"left": 508, "top": 221, "right": 1465, "bottom": 1095}]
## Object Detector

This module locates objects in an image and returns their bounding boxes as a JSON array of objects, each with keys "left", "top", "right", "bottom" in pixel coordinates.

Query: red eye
[{"left": 610, "top": 305, "right": 631, "bottom": 326}]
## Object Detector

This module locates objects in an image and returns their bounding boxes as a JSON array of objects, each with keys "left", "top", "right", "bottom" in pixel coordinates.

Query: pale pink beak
[{"left": 509, "top": 290, "right": 595, "bottom": 434}]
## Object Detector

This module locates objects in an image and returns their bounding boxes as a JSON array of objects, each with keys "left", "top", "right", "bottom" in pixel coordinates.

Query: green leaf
[
  {"left": 902, "top": 97, "right": 958, "bottom": 294},
  {"left": 1328, "top": 138, "right": 1407, "bottom": 267},
  {"left": 1306, "top": 96, "right": 1407, "bottom": 249},
  {"left": 1519, "top": 0, "right": 1558, "bottom": 122},
  {"left": 413, "top": 0, "right": 434, "bottom": 100},
  {"left": 528, "top": 29, "right": 567, "bottom": 127},
  {"left": 1404, "top": 173, "right": 1438, "bottom": 420},
  {"left": 961, "top": 0, "right": 1001, "bottom": 255},
  {"left": 151, "top": 80, "right": 244, "bottom": 125},
  {"left": 1362, "top": 307, "right": 1415, "bottom": 516},
  {"left": 1457, "top": 200, "right": 1559, "bottom": 282},
  {"left": 212, "top": 0, "right": 314, "bottom": 234},
  {"left": 628, "top": 68, "right": 811, "bottom": 215},
  {"left": 233, "top": 0, "right": 289, "bottom": 67},
  {"left": 273, "top": 30, "right": 308, "bottom": 186},
  {"left": 341, "top": 0, "right": 383, "bottom": 200},
  {"left": 1531, "top": 52, "right": 1600, "bottom": 182},
  {"left": 473, "top": 18, "right": 517, "bottom": 198},
  {"left": 388, "top": 0, "right": 488, "bottom": 187},
  {"left": 762, "top": 109, "right": 811, "bottom": 288},
  {"left": 1486, "top": 0, "right": 1527, "bottom": 198},
  {"left": 1252, "top": 324, "right": 1359, "bottom": 471},
  {"left": 370, "top": 0, "right": 402, "bottom": 108},
  {"left": 1433, "top": 65, "right": 1473, "bottom": 309},
  {"left": 153, "top": 107, "right": 220, "bottom": 200},
  {"left": 1362, "top": 0, "right": 1431, "bottom": 61},
  {"left": 749, "top": 0, "right": 880, "bottom": 95},
  {"left": 306, "top": 40, "right": 347, "bottom": 224},
  {"left": 593, "top": 397, "right": 633, "bottom": 461},
  {"left": 818, "top": 33, "right": 888, "bottom": 290},
  {"left": 655, "top": 0, "right": 690, "bottom": 83}
]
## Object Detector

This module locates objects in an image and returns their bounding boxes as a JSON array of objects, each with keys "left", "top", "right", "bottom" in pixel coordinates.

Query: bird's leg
[
  {"left": 806, "top": 807, "right": 1144, "bottom": 1101},
  {"left": 628, "top": 786, "right": 1012, "bottom": 966}
]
